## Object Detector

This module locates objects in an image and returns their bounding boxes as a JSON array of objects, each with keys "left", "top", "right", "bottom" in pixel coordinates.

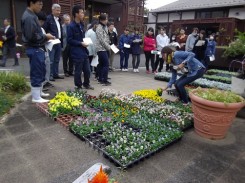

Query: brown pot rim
[{"left": 189, "top": 90, "right": 245, "bottom": 109}]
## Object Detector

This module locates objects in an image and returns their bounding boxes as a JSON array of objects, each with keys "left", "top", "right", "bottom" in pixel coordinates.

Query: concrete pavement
[{"left": 0, "top": 56, "right": 244, "bottom": 183}]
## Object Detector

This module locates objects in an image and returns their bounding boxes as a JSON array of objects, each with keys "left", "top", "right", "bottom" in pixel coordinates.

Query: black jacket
[
  {"left": 3, "top": 26, "right": 16, "bottom": 48},
  {"left": 43, "top": 14, "right": 63, "bottom": 47},
  {"left": 108, "top": 31, "right": 118, "bottom": 46}
]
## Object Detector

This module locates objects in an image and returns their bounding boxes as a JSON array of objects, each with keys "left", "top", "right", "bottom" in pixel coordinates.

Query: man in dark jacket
[
  {"left": 67, "top": 5, "right": 94, "bottom": 90},
  {"left": 0, "top": 19, "right": 19, "bottom": 67},
  {"left": 21, "top": 0, "right": 54, "bottom": 103},
  {"left": 43, "top": 3, "right": 63, "bottom": 80}
]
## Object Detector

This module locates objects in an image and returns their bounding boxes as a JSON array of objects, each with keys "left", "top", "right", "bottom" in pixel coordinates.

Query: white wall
[
  {"left": 182, "top": 11, "right": 195, "bottom": 20},
  {"left": 169, "top": 12, "right": 181, "bottom": 22},
  {"left": 148, "top": 13, "right": 157, "bottom": 23},
  {"left": 157, "top": 13, "right": 168, "bottom": 23},
  {"left": 229, "top": 8, "right": 245, "bottom": 20}
]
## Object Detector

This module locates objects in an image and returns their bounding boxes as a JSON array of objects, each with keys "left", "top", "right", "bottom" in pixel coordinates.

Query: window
[{"left": 196, "top": 10, "right": 225, "bottom": 19}]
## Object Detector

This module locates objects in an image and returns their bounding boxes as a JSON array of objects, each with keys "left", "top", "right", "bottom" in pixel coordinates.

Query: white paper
[
  {"left": 151, "top": 50, "right": 161, "bottom": 55},
  {"left": 195, "top": 40, "right": 205, "bottom": 46},
  {"left": 16, "top": 43, "right": 23, "bottom": 47},
  {"left": 91, "top": 55, "right": 98, "bottom": 66},
  {"left": 209, "top": 55, "right": 215, "bottom": 61},
  {"left": 83, "top": 37, "right": 93, "bottom": 45},
  {"left": 133, "top": 39, "right": 142, "bottom": 43},
  {"left": 124, "top": 43, "right": 130, "bottom": 48},
  {"left": 46, "top": 39, "right": 61, "bottom": 51},
  {"left": 110, "top": 44, "right": 119, "bottom": 53}
]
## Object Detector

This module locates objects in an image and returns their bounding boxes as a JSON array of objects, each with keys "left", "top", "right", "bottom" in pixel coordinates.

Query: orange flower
[{"left": 89, "top": 165, "right": 109, "bottom": 183}]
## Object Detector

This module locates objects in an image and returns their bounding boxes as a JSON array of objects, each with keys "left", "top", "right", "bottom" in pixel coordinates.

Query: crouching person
[{"left": 162, "top": 46, "right": 206, "bottom": 105}]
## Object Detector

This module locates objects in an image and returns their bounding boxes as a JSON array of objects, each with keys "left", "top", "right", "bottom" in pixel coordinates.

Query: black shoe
[
  {"left": 83, "top": 85, "right": 94, "bottom": 90},
  {"left": 44, "top": 82, "right": 54, "bottom": 88},
  {"left": 50, "top": 78, "right": 55, "bottom": 81},
  {"left": 102, "top": 81, "right": 111, "bottom": 86},
  {"left": 0, "top": 63, "right": 6, "bottom": 67},
  {"left": 54, "top": 75, "right": 64, "bottom": 79},
  {"left": 68, "top": 72, "right": 74, "bottom": 76},
  {"left": 12, "top": 63, "right": 19, "bottom": 66},
  {"left": 107, "top": 77, "right": 111, "bottom": 80},
  {"left": 65, "top": 73, "right": 69, "bottom": 77}
]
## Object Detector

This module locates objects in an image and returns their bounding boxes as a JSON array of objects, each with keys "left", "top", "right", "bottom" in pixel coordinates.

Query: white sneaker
[
  {"left": 125, "top": 69, "right": 128, "bottom": 72},
  {"left": 136, "top": 69, "right": 139, "bottom": 73},
  {"left": 41, "top": 91, "right": 50, "bottom": 97},
  {"left": 133, "top": 69, "right": 136, "bottom": 72},
  {"left": 122, "top": 68, "right": 125, "bottom": 72},
  {"left": 32, "top": 97, "right": 49, "bottom": 103}
]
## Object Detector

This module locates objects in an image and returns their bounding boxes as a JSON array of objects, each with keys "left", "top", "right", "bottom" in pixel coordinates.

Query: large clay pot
[{"left": 189, "top": 91, "right": 245, "bottom": 140}]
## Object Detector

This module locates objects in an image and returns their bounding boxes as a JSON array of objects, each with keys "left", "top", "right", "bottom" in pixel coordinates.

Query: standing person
[
  {"left": 43, "top": 3, "right": 64, "bottom": 81},
  {"left": 119, "top": 27, "right": 131, "bottom": 71},
  {"left": 21, "top": 0, "right": 55, "bottom": 103},
  {"left": 67, "top": 5, "right": 94, "bottom": 90},
  {"left": 0, "top": 19, "right": 19, "bottom": 67},
  {"left": 36, "top": 11, "right": 53, "bottom": 93},
  {"left": 143, "top": 27, "right": 156, "bottom": 74},
  {"left": 155, "top": 27, "right": 169, "bottom": 72},
  {"left": 108, "top": 22, "right": 118, "bottom": 71},
  {"left": 193, "top": 30, "right": 207, "bottom": 64},
  {"left": 130, "top": 27, "right": 142, "bottom": 73},
  {"left": 85, "top": 20, "right": 98, "bottom": 73},
  {"left": 95, "top": 14, "right": 111, "bottom": 86},
  {"left": 185, "top": 27, "right": 199, "bottom": 52},
  {"left": 176, "top": 28, "right": 187, "bottom": 51},
  {"left": 162, "top": 46, "right": 206, "bottom": 105},
  {"left": 204, "top": 34, "right": 216, "bottom": 70},
  {"left": 62, "top": 14, "right": 73, "bottom": 77}
]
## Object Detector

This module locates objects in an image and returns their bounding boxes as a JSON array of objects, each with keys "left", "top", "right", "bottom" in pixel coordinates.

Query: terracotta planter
[{"left": 189, "top": 91, "right": 245, "bottom": 140}]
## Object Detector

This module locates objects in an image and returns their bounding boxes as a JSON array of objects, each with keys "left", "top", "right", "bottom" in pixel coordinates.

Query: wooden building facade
[{"left": 0, "top": 0, "right": 144, "bottom": 43}]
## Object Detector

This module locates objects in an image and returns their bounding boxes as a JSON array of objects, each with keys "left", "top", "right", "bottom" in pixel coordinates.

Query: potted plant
[{"left": 189, "top": 87, "right": 245, "bottom": 139}]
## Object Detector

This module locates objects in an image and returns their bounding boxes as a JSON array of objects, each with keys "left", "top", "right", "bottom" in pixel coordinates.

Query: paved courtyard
[{"left": 0, "top": 57, "right": 244, "bottom": 183}]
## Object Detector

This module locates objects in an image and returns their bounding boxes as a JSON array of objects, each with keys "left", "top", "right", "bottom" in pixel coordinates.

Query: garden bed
[{"left": 36, "top": 89, "right": 192, "bottom": 168}]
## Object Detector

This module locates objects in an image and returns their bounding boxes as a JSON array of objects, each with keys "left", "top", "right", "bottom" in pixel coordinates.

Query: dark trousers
[
  {"left": 26, "top": 48, "right": 46, "bottom": 87},
  {"left": 120, "top": 50, "right": 129, "bottom": 69},
  {"left": 144, "top": 51, "right": 155, "bottom": 71},
  {"left": 204, "top": 56, "right": 210, "bottom": 70},
  {"left": 73, "top": 58, "right": 91, "bottom": 87},
  {"left": 175, "top": 68, "right": 205, "bottom": 103},
  {"left": 62, "top": 45, "right": 73, "bottom": 74},
  {"left": 1, "top": 44, "right": 18, "bottom": 66},
  {"left": 49, "top": 43, "right": 61, "bottom": 78},
  {"left": 155, "top": 54, "right": 164, "bottom": 72},
  {"left": 132, "top": 54, "right": 140, "bottom": 69},
  {"left": 97, "top": 51, "right": 109, "bottom": 82}
]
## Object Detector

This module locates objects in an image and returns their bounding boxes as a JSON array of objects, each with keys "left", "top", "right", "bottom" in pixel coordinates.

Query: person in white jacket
[
  {"left": 85, "top": 20, "right": 98, "bottom": 74},
  {"left": 155, "top": 27, "right": 169, "bottom": 72}
]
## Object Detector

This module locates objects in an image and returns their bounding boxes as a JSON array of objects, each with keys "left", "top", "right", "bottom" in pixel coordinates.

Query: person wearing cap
[{"left": 162, "top": 46, "right": 206, "bottom": 105}]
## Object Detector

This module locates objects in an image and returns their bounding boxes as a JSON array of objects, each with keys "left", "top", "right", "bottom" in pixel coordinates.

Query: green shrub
[
  {"left": 0, "top": 72, "right": 30, "bottom": 93},
  {"left": 0, "top": 91, "right": 15, "bottom": 116},
  {"left": 223, "top": 31, "right": 245, "bottom": 58}
]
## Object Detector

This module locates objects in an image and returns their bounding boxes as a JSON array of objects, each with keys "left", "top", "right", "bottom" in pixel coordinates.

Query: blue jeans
[
  {"left": 73, "top": 58, "right": 90, "bottom": 87},
  {"left": 97, "top": 51, "right": 109, "bottom": 82},
  {"left": 26, "top": 48, "right": 46, "bottom": 87},
  {"left": 49, "top": 43, "right": 61, "bottom": 78},
  {"left": 120, "top": 50, "right": 129, "bottom": 69},
  {"left": 175, "top": 67, "right": 205, "bottom": 103}
]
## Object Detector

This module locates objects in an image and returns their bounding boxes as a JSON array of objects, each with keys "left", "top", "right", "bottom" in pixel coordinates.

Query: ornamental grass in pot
[{"left": 189, "top": 87, "right": 245, "bottom": 140}]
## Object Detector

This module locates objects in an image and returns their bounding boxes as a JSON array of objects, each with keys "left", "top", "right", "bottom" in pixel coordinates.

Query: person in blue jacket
[
  {"left": 67, "top": 5, "right": 94, "bottom": 90},
  {"left": 119, "top": 27, "right": 131, "bottom": 71},
  {"left": 130, "top": 27, "right": 142, "bottom": 73},
  {"left": 204, "top": 34, "right": 216, "bottom": 70},
  {"left": 162, "top": 46, "right": 206, "bottom": 105}
]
